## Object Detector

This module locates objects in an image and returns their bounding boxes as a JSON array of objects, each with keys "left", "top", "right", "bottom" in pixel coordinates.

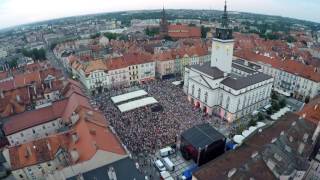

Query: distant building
[
  {"left": 167, "top": 24, "right": 201, "bottom": 40},
  {"left": 159, "top": 8, "right": 169, "bottom": 38}
]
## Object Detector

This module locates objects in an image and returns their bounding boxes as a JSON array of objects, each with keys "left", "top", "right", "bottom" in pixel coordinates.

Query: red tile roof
[
  {"left": 297, "top": 96, "right": 320, "bottom": 124},
  {"left": 235, "top": 51, "right": 320, "bottom": 82},
  {"left": 8, "top": 106, "right": 126, "bottom": 170},
  {"left": 168, "top": 25, "right": 201, "bottom": 39},
  {"left": 3, "top": 90, "right": 91, "bottom": 135}
]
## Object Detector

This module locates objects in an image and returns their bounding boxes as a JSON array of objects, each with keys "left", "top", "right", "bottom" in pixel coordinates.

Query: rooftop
[
  {"left": 193, "top": 113, "right": 316, "bottom": 180},
  {"left": 190, "top": 62, "right": 225, "bottom": 80},
  {"left": 181, "top": 123, "right": 225, "bottom": 149},
  {"left": 221, "top": 72, "right": 272, "bottom": 90}
]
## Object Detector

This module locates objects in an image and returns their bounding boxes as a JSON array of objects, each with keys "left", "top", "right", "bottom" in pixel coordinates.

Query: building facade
[{"left": 183, "top": 3, "right": 273, "bottom": 122}]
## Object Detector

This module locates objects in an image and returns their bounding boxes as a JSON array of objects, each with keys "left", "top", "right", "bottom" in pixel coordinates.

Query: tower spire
[{"left": 221, "top": 0, "right": 228, "bottom": 28}]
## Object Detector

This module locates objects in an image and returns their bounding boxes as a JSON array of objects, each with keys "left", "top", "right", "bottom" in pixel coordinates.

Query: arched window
[
  {"left": 191, "top": 84, "right": 195, "bottom": 95},
  {"left": 197, "top": 88, "right": 201, "bottom": 99},
  {"left": 236, "top": 99, "right": 240, "bottom": 111},
  {"left": 204, "top": 92, "right": 208, "bottom": 103},
  {"left": 220, "top": 94, "right": 224, "bottom": 106},
  {"left": 226, "top": 96, "right": 230, "bottom": 110},
  {"left": 243, "top": 95, "right": 247, "bottom": 108}
]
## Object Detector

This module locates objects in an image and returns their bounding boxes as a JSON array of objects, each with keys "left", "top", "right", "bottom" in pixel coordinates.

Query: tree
[
  {"left": 271, "top": 91, "right": 278, "bottom": 100},
  {"left": 8, "top": 59, "right": 18, "bottom": 68},
  {"left": 201, "top": 26, "right": 210, "bottom": 38},
  {"left": 257, "top": 113, "right": 264, "bottom": 121},
  {"left": 104, "top": 32, "right": 118, "bottom": 40},
  {"left": 248, "top": 119, "right": 257, "bottom": 127},
  {"left": 144, "top": 27, "right": 160, "bottom": 37},
  {"left": 90, "top": 32, "right": 101, "bottom": 39},
  {"left": 272, "top": 101, "right": 280, "bottom": 112},
  {"left": 305, "top": 96, "right": 310, "bottom": 104},
  {"left": 279, "top": 99, "right": 286, "bottom": 108}
]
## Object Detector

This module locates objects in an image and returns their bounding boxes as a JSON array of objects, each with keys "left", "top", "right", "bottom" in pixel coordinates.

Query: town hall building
[{"left": 183, "top": 2, "right": 274, "bottom": 122}]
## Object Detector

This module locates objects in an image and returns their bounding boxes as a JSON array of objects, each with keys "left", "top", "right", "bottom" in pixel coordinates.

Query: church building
[{"left": 183, "top": 2, "right": 274, "bottom": 122}]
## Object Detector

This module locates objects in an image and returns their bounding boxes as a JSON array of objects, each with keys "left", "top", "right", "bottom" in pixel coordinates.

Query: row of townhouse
[
  {"left": 62, "top": 45, "right": 210, "bottom": 93},
  {"left": 1, "top": 80, "right": 144, "bottom": 180},
  {"left": 236, "top": 51, "right": 320, "bottom": 101}
]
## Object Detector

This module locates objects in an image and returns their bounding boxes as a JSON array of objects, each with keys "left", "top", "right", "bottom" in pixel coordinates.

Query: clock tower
[{"left": 210, "top": 1, "right": 234, "bottom": 74}]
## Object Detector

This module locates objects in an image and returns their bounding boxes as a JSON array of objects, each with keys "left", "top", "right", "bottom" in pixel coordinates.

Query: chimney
[
  {"left": 72, "top": 133, "right": 79, "bottom": 144},
  {"left": 16, "top": 95, "right": 21, "bottom": 102},
  {"left": 49, "top": 80, "right": 52, "bottom": 89},
  {"left": 33, "top": 84, "right": 37, "bottom": 95},
  {"left": 70, "top": 149, "right": 79, "bottom": 162}
]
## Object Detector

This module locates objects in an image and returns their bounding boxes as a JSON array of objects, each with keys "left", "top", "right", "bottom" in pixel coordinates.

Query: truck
[
  {"left": 160, "top": 146, "right": 175, "bottom": 157},
  {"left": 181, "top": 164, "right": 198, "bottom": 180}
]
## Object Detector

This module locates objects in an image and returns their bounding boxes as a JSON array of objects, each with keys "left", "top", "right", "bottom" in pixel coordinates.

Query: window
[
  {"left": 47, "top": 163, "right": 51, "bottom": 167},
  {"left": 20, "top": 133, "right": 24, "bottom": 137},
  {"left": 43, "top": 125, "right": 46, "bottom": 129},
  {"left": 191, "top": 85, "right": 195, "bottom": 96},
  {"left": 52, "top": 122, "right": 55, "bottom": 126},
  {"left": 226, "top": 96, "right": 230, "bottom": 110},
  {"left": 197, "top": 88, "right": 201, "bottom": 99},
  {"left": 19, "top": 174, "right": 24, "bottom": 178},
  {"left": 220, "top": 94, "right": 224, "bottom": 106},
  {"left": 204, "top": 92, "right": 208, "bottom": 103}
]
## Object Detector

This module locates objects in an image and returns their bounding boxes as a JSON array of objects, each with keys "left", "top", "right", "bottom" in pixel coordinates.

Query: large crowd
[{"left": 93, "top": 80, "right": 212, "bottom": 154}]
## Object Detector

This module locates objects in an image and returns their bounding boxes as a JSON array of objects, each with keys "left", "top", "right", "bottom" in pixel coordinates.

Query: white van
[
  {"left": 160, "top": 147, "right": 175, "bottom": 157},
  {"left": 162, "top": 157, "right": 175, "bottom": 171},
  {"left": 154, "top": 160, "right": 166, "bottom": 172}
]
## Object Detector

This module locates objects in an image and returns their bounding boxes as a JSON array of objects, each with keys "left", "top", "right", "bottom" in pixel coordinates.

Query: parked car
[{"left": 154, "top": 159, "right": 166, "bottom": 172}]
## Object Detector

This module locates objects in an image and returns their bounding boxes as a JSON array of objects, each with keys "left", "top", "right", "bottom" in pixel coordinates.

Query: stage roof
[
  {"left": 111, "top": 90, "right": 148, "bottom": 104},
  {"left": 181, "top": 123, "right": 225, "bottom": 149},
  {"left": 117, "top": 97, "right": 158, "bottom": 112}
]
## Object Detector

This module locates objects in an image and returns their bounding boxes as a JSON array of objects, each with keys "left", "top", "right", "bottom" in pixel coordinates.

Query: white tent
[
  {"left": 111, "top": 90, "right": 148, "bottom": 104},
  {"left": 117, "top": 97, "right": 158, "bottom": 112},
  {"left": 233, "top": 135, "right": 245, "bottom": 144},
  {"left": 256, "top": 122, "right": 266, "bottom": 128},
  {"left": 172, "top": 81, "right": 182, "bottom": 86},
  {"left": 242, "top": 130, "right": 251, "bottom": 137}
]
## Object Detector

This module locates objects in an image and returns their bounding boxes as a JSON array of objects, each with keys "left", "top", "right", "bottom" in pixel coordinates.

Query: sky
[{"left": 0, "top": 0, "right": 319, "bottom": 29}]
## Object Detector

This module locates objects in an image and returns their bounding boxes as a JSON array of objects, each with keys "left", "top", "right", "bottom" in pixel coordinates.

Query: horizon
[{"left": 0, "top": 0, "right": 320, "bottom": 30}]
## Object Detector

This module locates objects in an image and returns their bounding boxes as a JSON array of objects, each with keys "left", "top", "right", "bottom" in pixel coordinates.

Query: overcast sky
[{"left": 0, "top": 0, "right": 319, "bottom": 29}]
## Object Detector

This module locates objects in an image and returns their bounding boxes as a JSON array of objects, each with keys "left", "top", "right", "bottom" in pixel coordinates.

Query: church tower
[
  {"left": 210, "top": 1, "right": 234, "bottom": 74},
  {"left": 159, "top": 7, "right": 169, "bottom": 38}
]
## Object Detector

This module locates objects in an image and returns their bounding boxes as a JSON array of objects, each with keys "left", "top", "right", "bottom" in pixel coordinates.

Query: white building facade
[{"left": 183, "top": 6, "right": 273, "bottom": 122}]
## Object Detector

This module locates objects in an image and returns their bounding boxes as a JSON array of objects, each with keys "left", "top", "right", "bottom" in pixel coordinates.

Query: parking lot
[{"left": 153, "top": 148, "right": 195, "bottom": 179}]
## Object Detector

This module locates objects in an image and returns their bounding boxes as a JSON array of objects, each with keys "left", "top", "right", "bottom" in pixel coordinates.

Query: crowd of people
[{"left": 93, "top": 80, "right": 212, "bottom": 154}]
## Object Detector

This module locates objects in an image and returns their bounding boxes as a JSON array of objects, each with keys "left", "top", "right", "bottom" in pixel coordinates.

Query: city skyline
[{"left": 0, "top": 0, "right": 319, "bottom": 29}]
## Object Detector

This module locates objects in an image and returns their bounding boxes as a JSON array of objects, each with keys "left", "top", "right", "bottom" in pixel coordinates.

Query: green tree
[
  {"left": 257, "top": 113, "right": 264, "bottom": 121},
  {"left": 144, "top": 27, "right": 159, "bottom": 36},
  {"left": 305, "top": 96, "right": 310, "bottom": 104},
  {"left": 279, "top": 99, "right": 286, "bottom": 108},
  {"left": 8, "top": 59, "right": 18, "bottom": 68},
  {"left": 104, "top": 32, "right": 118, "bottom": 40},
  {"left": 248, "top": 119, "right": 257, "bottom": 127},
  {"left": 271, "top": 91, "right": 278, "bottom": 100},
  {"left": 90, "top": 32, "right": 101, "bottom": 39},
  {"left": 272, "top": 101, "right": 280, "bottom": 112},
  {"left": 201, "top": 26, "right": 210, "bottom": 38}
]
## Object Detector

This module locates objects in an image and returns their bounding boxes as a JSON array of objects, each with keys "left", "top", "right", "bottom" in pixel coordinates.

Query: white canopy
[
  {"left": 242, "top": 130, "right": 251, "bottom": 137},
  {"left": 256, "top": 122, "right": 266, "bottom": 128},
  {"left": 111, "top": 90, "right": 148, "bottom": 104},
  {"left": 172, "top": 81, "right": 182, "bottom": 86},
  {"left": 117, "top": 97, "right": 158, "bottom": 112},
  {"left": 233, "top": 135, "right": 245, "bottom": 144}
]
